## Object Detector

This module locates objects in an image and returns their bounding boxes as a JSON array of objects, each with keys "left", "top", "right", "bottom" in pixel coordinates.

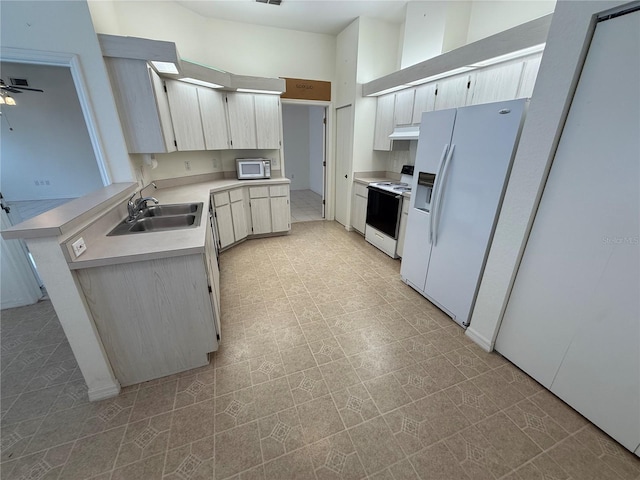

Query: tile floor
[
  {"left": 290, "top": 190, "right": 323, "bottom": 223},
  {"left": 1, "top": 221, "right": 639, "bottom": 480}
]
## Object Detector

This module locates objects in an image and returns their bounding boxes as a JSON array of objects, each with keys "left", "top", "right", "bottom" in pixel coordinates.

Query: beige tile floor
[
  {"left": 1, "top": 221, "right": 639, "bottom": 480},
  {"left": 290, "top": 190, "right": 323, "bottom": 223}
]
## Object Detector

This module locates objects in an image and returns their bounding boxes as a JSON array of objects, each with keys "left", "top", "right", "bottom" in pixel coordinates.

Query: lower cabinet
[
  {"left": 249, "top": 184, "right": 291, "bottom": 234},
  {"left": 76, "top": 253, "right": 219, "bottom": 386},
  {"left": 213, "top": 188, "right": 248, "bottom": 249},
  {"left": 396, "top": 197, "right": 409, "bottom": 257},
  {"left": 352, "top": 182, "right": 368, "bottom": 234},
  {"left": 269, "top": 185, "right": 290, "bottom": 233}
]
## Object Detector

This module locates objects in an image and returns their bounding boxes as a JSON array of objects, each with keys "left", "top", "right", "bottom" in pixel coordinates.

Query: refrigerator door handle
[
  {"left": 430, "top": 144, "right": 450, "bottom": 243},
  {"left": 432, "top": 144, "right": 455, "bottom": 246}
]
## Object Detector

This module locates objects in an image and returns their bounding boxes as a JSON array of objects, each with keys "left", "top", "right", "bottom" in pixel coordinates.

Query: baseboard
[
  {"left": 88, "top": 381, "right": 121, "bottom": 401},
  {"left": 465, "top": 327, "right": 493, "bottom": 352}
]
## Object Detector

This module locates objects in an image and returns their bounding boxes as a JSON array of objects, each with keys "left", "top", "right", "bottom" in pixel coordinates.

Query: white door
[
  {"left": 334, "top": 105, "right": 353, "bottom": 227},
  {"left": 424, "top": 100, "right": 526, "bottom": 327},
  {"left": 495, "top": 11, "right": 640, "bottom": 451}
]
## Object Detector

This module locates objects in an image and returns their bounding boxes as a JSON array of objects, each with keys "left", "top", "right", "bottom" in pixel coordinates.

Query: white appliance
[
  {"left": 365, "top": 166, "right": 413, "bottom": 258},
  {"left": 401, "top": 99, "right": 527, "bottom": 328},
  {"left": 236, "top": 158, "right": 271, "bottom": 180}
]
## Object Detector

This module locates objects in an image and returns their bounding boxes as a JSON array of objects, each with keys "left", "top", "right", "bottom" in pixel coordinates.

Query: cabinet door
[
  {"left": 517, "top": 55, "right": 542, "bottom": 99},
  {"left": 198, "top": 88, "right": 229, "bottom": 150},
  {"left": 434, "top": 75, "right": 470, "bottom": 110},
  {"left": 254, "top": 95, "right": 281, "bottom": 149},
  {"left": 352, "top": 194, "right": 367, "bottom": 234},
  {"left": 394, "top": 89, "right": 415, "bottom": 126},
  {"left": 270, "top": 196, "right": 290, "bottom": 232},
  {"left": 468, "top": 62, "right": 524, "bottom": 106},
  {"left": 227, "top": 93, "right": 257, "bottom": 149},
  {"left": 204, "top": 218, "right": 221, "bottom": 341},
  {"left": 149, "top": 68, "right": 177, "bottom": 153},
  {"left": 165, "top": 80, "right": 206, "bottom": 151},
  {"left": 250, "top": 197, "right": 271, "bottom": 234},
  {"left": 373, "top": 93, "right": 395, "bottom": 151},
  {"left": 230, "top": 200, "right": 248, "bottom": 241},
  {"left": 215, "top": 204, "right": 235, "bottom": 248},
  {"left": 412, "top": 83, "right": 437, "bottom": 124}
]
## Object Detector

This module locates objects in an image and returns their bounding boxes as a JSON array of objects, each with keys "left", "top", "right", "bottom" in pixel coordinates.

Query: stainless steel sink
[{"left": 108, "top": 202, "right": 203, "bottom": 236}]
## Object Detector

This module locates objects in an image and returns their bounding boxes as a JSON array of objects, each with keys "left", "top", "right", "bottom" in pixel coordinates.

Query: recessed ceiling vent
[
  {"left": 10, "top": 78, "right": 29, "bottom": 87},
  {"left": 256, "top": 0, "right": 282, "bottom": 5}
]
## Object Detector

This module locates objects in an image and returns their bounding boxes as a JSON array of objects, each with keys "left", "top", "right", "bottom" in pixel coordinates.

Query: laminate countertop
[
  {"left": 353, "top": 177, "right": 413, "bottom": 198},
  {"left": 65, "top": 177, "right": 290, "bottom": 270}
]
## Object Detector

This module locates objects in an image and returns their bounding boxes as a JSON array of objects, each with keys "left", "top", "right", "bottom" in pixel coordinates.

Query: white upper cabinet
[
  {"left": 518, "top": 55, "right": 543, "bottom": 99},
  {"left": 104, "top": 58, "right": 176, "bottom": 154},
  {"left": 394, "top": 89, "right": 415, "bottom": 126},
  {"left": 254, "top": 95, "right": 281, "bottom": 149},
  {"left": 434, "top": 74, "right": 471, "bottom": 110},
  {"left": 165, "top": 80, "right": 206, "bottom": 151},
  {"left": 198, "top": 88, "right": 230, "bottom": 150},
  {"left": 412, "top": 83, "right": 437, "bottom": 124},
  {"left": 468, "top": 62, "right": 525, "bottom": 106},
  {"left": 373, "top": 93, "right": 396, "bottom": 151}
]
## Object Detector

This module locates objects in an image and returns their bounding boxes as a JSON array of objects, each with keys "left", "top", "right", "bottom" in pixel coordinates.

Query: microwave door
[{"left": 241, "top": 163, "right": 262, "bottom": 176}]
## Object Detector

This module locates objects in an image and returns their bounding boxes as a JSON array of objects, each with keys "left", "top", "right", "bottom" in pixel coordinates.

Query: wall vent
[
  {"left": 10, "top": 78, "right": 29, "bottom": 87},
  {"left": 256, "top": 0, "right": 282, "bottom": 5}
]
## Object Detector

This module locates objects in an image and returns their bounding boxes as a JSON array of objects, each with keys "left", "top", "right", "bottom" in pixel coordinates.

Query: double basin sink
[{"left": 108, "top": 203, "right": 203, "bottom": 236}]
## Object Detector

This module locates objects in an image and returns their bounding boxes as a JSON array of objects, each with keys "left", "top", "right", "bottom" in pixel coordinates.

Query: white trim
[
  {"left": 464, "top": 327, "right": 493, "bottom": 352},
  {"left": 0, "top": 47, "right": 112, "bottom": 186},
  {"left": 88, "top": 381, "right": 121, "bottom": 401}
]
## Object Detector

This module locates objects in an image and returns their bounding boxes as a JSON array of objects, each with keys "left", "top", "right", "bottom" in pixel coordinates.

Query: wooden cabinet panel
[
  {"left": 434, "top": 75, "right": 470, "bottom": 110},
  {"left": 213, "top": 191, "right": 230, "bottom": 207},
  {"left": 397, "top": 202, "right": 409, "bottom": 258},
  {"left": 198, "top": 87, "right": 229, "bottom": 150},
  {"left": 412, "top": 83, "right": 437, "bottom": 124},
  {"left": 373, "top": 93, "right": 396, "bottom": 151},
  {"left": 255, "top": 95, "right": 281, "bottom": 149},
  {"left": 468, "top": 62, "right": 524, "bottom": 106},
  {"left": 352, "top": 190, "right": 367, "bottom": 234},
  {"left": 269, "top": 185, "right": 289, "bottom": 197},
  {"left": 227, "top": 93, "right": 257, "bottom": 149},
  {"left": 231, "top": 198, "right": 248, "bottom": 241},
  {"left": 165, "top": 80, "right": 206, "bottom": 151},
  {"left": 518, "top": 55, "right": 542, "bottom": 99},
  {"left": 249, "top": 186, "right": 269, "bottom": 198},
  {"left": 250, "top": 197, "right": 271, "bottom": 234},
  {"left": 394, "top": 89, "right": 415, "bottom": 125},
  {"left": 270, "top": 196, "right": 290, "bottom": 233},
  {"left": 229, "top": 188, "right": 244, "bottom": 203},
  {"left": 215, "top": 204, "right": 235, "bottom": 249},
  {"left": 149, "top": 68, "right": 177, "bottom": 153}
]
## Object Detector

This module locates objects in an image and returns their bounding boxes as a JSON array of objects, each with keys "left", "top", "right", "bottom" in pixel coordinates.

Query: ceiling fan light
[
  {"left": 0, "top": 96, "right": 5, "bottom": 105},
  {"left": 5, "top": 96, "right": 16, "bottom": 106}
]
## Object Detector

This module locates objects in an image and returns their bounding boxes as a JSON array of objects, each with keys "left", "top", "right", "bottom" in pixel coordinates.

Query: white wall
[
  {"left": 1, "top": 1, "right": 135, "bottom": 184},
  {"left": 309, "top": 106, "right": 325, "bottom": 196},
  {"left": 0, "top": 63, "right": 104, "bottom": 201},
  {"left": 466, "top": 0, "right": 556, "bottom": 44},
  {"left": 467, "top": 0, "right": 628, "bottom": 351},
  {"left": 282, "top": 104, "right": 311, "bottom": 191}
]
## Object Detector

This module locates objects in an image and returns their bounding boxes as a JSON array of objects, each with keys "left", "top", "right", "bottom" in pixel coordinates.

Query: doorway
[{"left": 281, "top": 102, "right": 327, "bottom": 222}]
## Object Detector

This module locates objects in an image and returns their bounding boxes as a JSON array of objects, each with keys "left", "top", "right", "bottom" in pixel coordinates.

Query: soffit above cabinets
[
  {"left": 363, "top": 14, "right": 553, "bottom": 97},
  {"left": 97, "top": 34, "right": 285, "bottom": 94}
]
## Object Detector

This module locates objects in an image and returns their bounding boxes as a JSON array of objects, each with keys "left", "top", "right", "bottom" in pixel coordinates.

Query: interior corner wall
[
  {"left": 335, "top": 19, "right": 360, "bottom": 107},
  {"left": 466, "top": 1, "right": 557, "bottom": 44},
  {"left": 442, "top": 1, "right": 473, "bottom": 53},
  {"left": 309, "top": 106, "right": 325, "bottom": 196},
  {"left": 0, "top": 63, "right": 104, "bottom": 201},
  {"left": 400, "top": 1, "right": 448, "bottom": 68},
  {"left": 93, "top": 0, "right": 336, "bottom": 82},
  {"left": 282, "top": 104, "right": 311, "bottom": 191},
  {"left": 0, "top": 0, "right": 135, "bottom": 184}
]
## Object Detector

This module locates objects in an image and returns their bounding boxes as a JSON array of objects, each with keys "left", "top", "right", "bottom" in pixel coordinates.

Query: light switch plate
[{"left": 72, "top": 237, "right": 87, "bottom": 257}]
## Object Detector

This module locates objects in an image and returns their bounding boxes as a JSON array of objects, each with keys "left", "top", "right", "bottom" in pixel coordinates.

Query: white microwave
[{"left": 236, "top": 158, "right": 271, "bottom": 180}]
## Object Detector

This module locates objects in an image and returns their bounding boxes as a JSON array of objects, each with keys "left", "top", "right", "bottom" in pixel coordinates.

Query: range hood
[{"left": 389, "top": 126, "right": 420, "bottom": 140}]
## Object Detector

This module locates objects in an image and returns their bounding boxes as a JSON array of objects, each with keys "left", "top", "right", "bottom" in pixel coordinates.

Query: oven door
[{"left": 366, "top": 186, "right": 402, "bottom": 239}]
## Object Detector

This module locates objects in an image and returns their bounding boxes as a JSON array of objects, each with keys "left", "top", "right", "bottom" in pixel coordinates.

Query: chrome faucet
[{"left": 126, "top": 182, "right": 158, "bottom": 222}]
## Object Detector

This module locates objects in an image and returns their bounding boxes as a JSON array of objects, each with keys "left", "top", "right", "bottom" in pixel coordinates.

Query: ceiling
[{"left": 175, "top": 0, "right": 410, "bottom": 35}]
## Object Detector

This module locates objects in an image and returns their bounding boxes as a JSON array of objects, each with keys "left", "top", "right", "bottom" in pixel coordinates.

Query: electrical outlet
[
  {"left": 72, "top": 237, "right": 87, "bottom": 257},
  {"left": 212, "top": 158, "right": 220, "bottom": 169},
  {"left": 184, "top": 161, "right": 191, "bottom": 171}
]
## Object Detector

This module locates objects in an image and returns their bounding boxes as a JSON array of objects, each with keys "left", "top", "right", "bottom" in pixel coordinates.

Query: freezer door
[
  {"left": 424, "top": 99, "right": 527, "bottom": 327},
  {"left": 400, "top": 109, "right": 456, "bottom": 291}
]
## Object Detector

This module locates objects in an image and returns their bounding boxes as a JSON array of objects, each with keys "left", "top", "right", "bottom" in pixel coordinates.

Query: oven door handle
[
  {"left": 432, "top": 144, "right": 455, "bottom": 246},
  {"left": 430, "top": 144, "right": 450, "bottom": 243},
  {"left": 367, "top": 186, "right": 402, "bottom": 199}
]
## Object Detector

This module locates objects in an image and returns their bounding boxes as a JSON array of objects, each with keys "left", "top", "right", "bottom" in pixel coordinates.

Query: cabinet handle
[{"left": 344, "top": 175, "right": 348, "bottom": 179}]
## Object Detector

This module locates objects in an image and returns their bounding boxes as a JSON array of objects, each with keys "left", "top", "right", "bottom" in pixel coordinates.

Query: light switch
[{"left": 72, "top": 237, "right": 87, "bottom": 257}]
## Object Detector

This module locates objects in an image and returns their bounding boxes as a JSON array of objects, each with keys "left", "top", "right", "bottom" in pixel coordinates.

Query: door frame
[
  {"left": 280, "top": 98, "right": 333, "bottom": 220},
  {"left": 1, "top": 47, "right": 112, "bottom": 186}
]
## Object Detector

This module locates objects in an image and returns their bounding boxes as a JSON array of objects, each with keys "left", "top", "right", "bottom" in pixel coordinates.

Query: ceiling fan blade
[
  {"left": 13, "top": 86, "right": 44, "bottom": 93},
  {"left": 0, "top": 86, "right": 22, "bottom": 93}
]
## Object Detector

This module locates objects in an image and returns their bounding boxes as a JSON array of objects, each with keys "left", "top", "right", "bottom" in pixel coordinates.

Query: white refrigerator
[{"left": 401, "top": 99, "right": 527, "bottom": 328}]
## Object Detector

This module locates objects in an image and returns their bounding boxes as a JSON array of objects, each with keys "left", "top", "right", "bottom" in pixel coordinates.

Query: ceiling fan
[{"left": 0, "top": 78, "right": 44, "bottom": 94}]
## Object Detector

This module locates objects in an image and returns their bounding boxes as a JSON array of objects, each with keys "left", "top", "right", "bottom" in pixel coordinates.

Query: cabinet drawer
[
  {"left": 402, "top": 197, "right": 410, "bottom": 214},
  {"left": 249, "top": 186, "right": 269, "bottom": 199},
  {"left": 229, "top": 188, "right": 244, "bottom": 203},
  {"left": 269, "top": 185, "right": 289, "bottom": 197},
  {"left": 213, "top": 191, "right": 230, "bottom": 207},
  {"left": 354, "top": 182, "right": 369, "bottom": 198}
]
